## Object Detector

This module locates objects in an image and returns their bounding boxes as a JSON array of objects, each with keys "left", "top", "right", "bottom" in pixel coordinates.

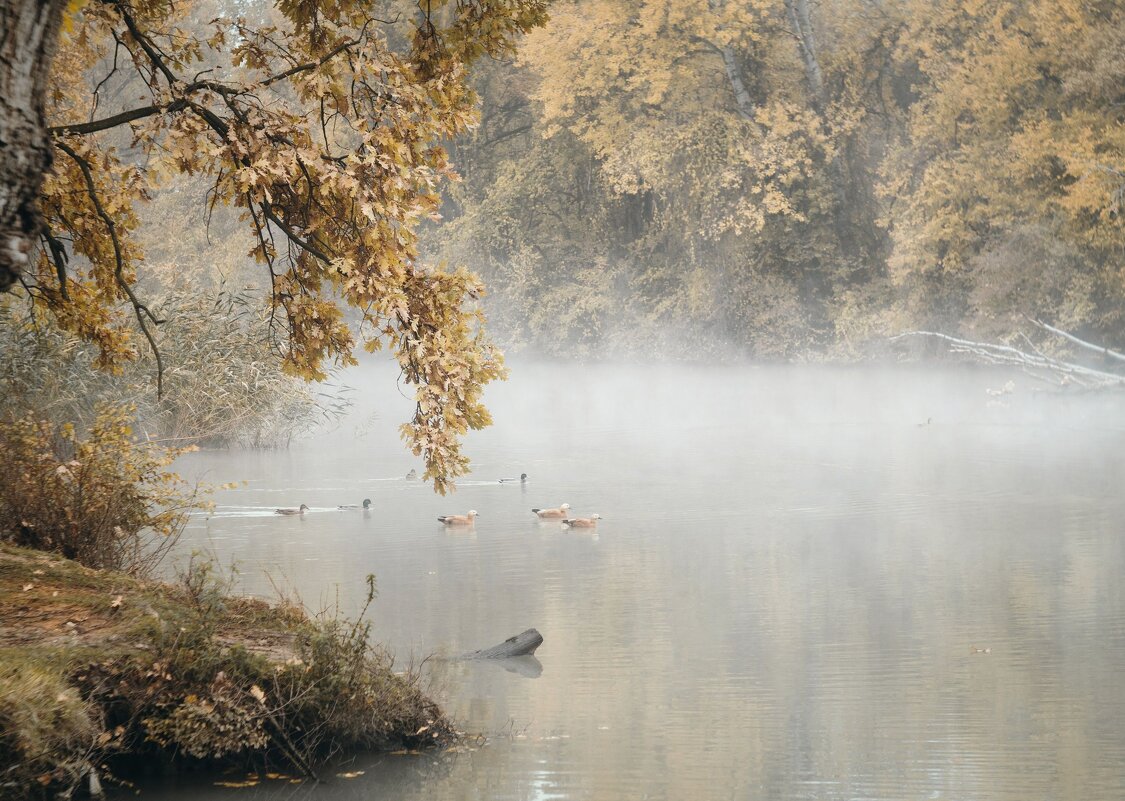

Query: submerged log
[
  {"left": 498, "top": 655, "right": 543, "bottom": 678},
  {"left": 460, "top": 628, "right": 543, "bottom": 660}
]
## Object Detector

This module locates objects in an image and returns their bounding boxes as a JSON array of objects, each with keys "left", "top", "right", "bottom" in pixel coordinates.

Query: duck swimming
[
  {"left": 532, "top": 503, "right": 570, "bottom": 520},
  {"left": 499, "top": 473, "right": 529, "bottom": 484},
  {"left": 562, "top": 514, "right": 601, "bottom": 528},
  {"left": 438, "top": 510, "right": 478, "bottom": 526},
  {"left": 338, "top": 499, "right": 372, "bottom": 510},
  {"left": 275, "top": 504, "right": 309, "bottom": 516},
  {"left": 406, "top": 469, "right": 418, "bottom": 480}
]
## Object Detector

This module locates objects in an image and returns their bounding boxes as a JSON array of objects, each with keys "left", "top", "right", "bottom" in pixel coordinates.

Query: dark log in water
[{"left": 460, "top": 628, "right": 543, "bottom": 659}]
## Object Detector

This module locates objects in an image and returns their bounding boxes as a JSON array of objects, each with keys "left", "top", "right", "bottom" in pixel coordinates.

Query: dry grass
[
  {"left": 0, "top": 290, "right": 351, "bottom": 450},
  {"left": 0, "top": 407, "right": 196, "bottom": 575},
  {"left": 0, "top": 660, "right": 98, "bottom": 797}
]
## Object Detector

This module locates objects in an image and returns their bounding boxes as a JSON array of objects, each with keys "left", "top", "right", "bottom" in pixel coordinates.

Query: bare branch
[
  {"left": 49, "top": 99, "right": 189, "bottom": 136},
  {"left": 890, "top": 330, "right": 1125, "bottom": 389},
  {"left": 478, "top": 123, "right": 532, "bottom": 148},
  {"left": 89, "top": 34, "right": 125, "bottom": 121},
  {"left": 1030, "top": 318, "right": 1125, "bottom": 364}
]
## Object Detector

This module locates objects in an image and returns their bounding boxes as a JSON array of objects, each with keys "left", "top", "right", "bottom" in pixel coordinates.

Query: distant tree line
[{"left": 431, "top": 0, "right": 1125, "bottom": 360}]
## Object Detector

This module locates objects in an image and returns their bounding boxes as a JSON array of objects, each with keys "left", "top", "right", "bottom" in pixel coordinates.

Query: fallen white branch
[
  {"left": 1030, "top": 318, "right": 1125, "bottom": 364},
  {"left": 889, "top": 330, "right": 1125, "bottom": 389}
]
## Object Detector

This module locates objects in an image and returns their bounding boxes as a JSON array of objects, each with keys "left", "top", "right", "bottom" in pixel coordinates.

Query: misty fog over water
[{"left": 160, "top": 361, "right": 1125, "bottom": 800}]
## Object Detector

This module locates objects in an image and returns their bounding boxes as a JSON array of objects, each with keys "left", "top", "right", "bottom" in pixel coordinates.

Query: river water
[{"left": 152, "top": 362, "right": 1125, "bottom": 801}]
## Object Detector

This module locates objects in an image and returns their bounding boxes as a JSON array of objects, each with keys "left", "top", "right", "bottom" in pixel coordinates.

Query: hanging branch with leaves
[{"left": 17, "top": 0, "right": 548, "bottom": 492}]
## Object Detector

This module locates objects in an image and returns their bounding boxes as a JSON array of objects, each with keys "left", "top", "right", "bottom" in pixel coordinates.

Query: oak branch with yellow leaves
[{"left": 0, "top": 0, "right": 548, "bottom": 493}]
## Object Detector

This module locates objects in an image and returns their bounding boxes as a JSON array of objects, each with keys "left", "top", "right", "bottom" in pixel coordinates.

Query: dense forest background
[
  {"left": 5, "top": 0, "right": 1125, "bottom": 451},
  {"left": 427, "top": 0, "right": 1125, "bottom": 360}
]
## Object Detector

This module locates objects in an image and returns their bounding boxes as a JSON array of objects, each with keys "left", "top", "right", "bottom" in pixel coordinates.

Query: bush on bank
[
  {"left": 0, "top": 546, "right": 454, "bottom": 800},
  {"left": 0, "top": 406, "right": 197, "bottom": 575}
]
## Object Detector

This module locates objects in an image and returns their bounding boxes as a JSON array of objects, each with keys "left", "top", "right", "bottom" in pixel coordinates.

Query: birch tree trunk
[
  {"left": 718, "top": 43, "right": 756, "bottom": 122},
  {"left": 704, "top": 0, "right": 763, "bottom": 135},
  {"left": 783, "top": 0, "right": 886, "bottom": 266},
  {"left": 0, "top": 0, "right": 67, "bottom": 293},
  {"left": 785, "top": 0, "right": 824, "bottom": 107}
]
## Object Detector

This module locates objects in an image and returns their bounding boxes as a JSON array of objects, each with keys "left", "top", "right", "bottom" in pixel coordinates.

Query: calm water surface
[{"left": 150, "top": 363, "right": 1125, "bottom": 801}]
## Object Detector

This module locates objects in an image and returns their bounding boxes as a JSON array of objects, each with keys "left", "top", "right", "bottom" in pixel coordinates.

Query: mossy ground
[{"left": 0, "top": 544, "right": 454, "bottom": 800}]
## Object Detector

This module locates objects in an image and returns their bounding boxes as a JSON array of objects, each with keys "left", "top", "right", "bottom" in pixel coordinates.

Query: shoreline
[{"left": 0, "top": 543, "right": 454, "bottom": 799}]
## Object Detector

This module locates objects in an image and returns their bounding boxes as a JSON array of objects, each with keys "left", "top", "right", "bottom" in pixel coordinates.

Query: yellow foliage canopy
[{"left": 27, "top": 0, "right": 548, "bottom": 492}]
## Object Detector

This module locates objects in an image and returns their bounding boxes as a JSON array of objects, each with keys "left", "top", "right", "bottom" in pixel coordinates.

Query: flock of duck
[{"left": 273, "top": 471, "right": 601, "bottom": 529}]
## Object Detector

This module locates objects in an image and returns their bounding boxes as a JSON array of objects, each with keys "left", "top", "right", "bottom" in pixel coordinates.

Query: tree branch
[
  {"left": 49, "top": 99, "right": 189, "bottom": 136},
  {"left": 784, "top": 0, "right": 824, "bottom": 106},
  {"left": 478, "top": 123, "right": 532, "bottom": 148},
  {"left": 1031, "top": 318, "right": 1125, "bottom": 364},
  {"left": 102, "top": 0, "right": 178, "bottom": 88},
  {"left": 890, "top": 330, "right": 1125, "bottom": 389},
  {"left": 40, "top": 224, "right": 70, "bottom": 300},
  {"left": 261, "top": 203, "right": 332, "bottom": 265},
  {"left": 55, "top": 140, "right": 166, "bottom": 397},
  {"left": 261, "top": 35, "right": 364, "bottom": 88}
]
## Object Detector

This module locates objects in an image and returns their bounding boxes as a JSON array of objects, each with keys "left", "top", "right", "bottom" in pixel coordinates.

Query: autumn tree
[
  {"left": 1, "top": 1, "right": 68, "bottom": 292},
  {"left": 0, "top": 0, "right": 547, "bottom": 491},
  {"left": 883, "top": 0, "right": 1125, "bottom": 344},
  {"left": 432, "top": 0, "right": 1125, "bottom": 358},
  {"left": 434, "top": 0, "right": 910, "bottom": 358}
]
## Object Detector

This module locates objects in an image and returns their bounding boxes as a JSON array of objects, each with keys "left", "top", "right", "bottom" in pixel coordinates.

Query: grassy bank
[{"left": 0, "top": 543, "right": 454, "bottom": 799}]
